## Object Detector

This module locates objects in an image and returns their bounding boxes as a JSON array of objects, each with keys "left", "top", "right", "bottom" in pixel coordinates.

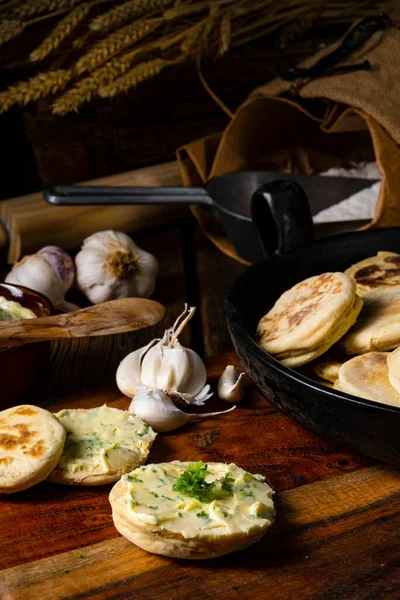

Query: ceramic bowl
[{"left": 0, "top": 284, "right": 54, "bottom": 409}]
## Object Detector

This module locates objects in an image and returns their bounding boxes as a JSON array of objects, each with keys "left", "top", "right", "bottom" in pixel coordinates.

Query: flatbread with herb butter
[
  {"left": 0, "top": 405, "right": 66, "bottom": 494},
  {"left": 109, "top": 461, "right": 275, "bottom": 559},
  {"left": 48, "top": 405, "right": 156, "bottom": 486}
]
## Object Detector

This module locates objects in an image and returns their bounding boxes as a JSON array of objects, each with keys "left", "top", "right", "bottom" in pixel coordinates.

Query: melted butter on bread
[{"left": 121, "top": 461, "right": 275, "bottom": 537}]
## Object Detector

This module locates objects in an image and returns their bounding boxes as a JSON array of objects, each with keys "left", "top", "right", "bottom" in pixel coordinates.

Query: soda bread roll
[
  {"left": 336, "top": 352, "right": 400, "bottom": 407},
  {"left": 48, "top": 405, "right": 156, "bottom": 485},
  {"left": 310, "top": 351, "right": 348, "bottom": 383},
  {"left": 345, "top": 251, "right": 400, "bottom": 295},
  {"left": 387, "top": 347, "right": 400, "bottom": 394},
  {"left": 339, "top": 285, "right": 400, "bottom": 355},
  {"left": 110, "top": 461, "right": 275, "bottom": 559},
  {"left": 256, "top": 272, "right": 362, "bottom": 367},
  {"left": 0, "top": 405, "right": 66, "bottom": 494}
]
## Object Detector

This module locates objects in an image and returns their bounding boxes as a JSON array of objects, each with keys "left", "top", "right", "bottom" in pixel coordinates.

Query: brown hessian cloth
[{"left": 176, "top": 14, "right": 400, "bottom": 264}]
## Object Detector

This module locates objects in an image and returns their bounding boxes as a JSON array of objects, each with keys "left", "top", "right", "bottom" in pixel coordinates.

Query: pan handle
[
  {"left": 43, "top": 185, "right": 213, "bottom": 206},
  {"left": 251, "top": 180, "right": 314, "bottom": 257}
]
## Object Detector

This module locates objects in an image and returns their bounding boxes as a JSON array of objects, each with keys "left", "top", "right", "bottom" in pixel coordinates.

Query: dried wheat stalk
[
  {"left": 75, "top": 17, "right": 161, "bottom": 75},
  {"left": 89, "top": 0, "right": 173, "bottom": 32},
  {"left": 53, "top": 50, "right": 140, "bottom": 113},
  {"left": 98, "top": 57, "right": 170, "bottom": 97},
  {"left": 0, "top": 69, "right": 71, "bottom": 113},
  {"left": 218, "top": 14, "right": 231, "bottom": 55},
  {"left": 0, "top": 19, "right": 25, "bottom": 47},
  {"left": 13, "top": 0, "right": 85, "bottom": 19},
  {"left": 29, "top": 4, "right": 90, "bottom": 61}
]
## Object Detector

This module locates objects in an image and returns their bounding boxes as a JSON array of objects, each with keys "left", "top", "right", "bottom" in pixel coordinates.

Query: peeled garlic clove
[
  {"left": 217, "top": 365, "right": 245, "bottom": 404},
  {"left": 5, "top": 246, "right": 75, "bottom": 308},
  {"left": 75, "top": 230, "right": 158, "bottom": 304},
  {"left": 129, "top": 386, "right": 236, "bottom": 433}
]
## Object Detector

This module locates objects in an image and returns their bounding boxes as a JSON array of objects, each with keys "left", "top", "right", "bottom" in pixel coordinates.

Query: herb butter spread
[
  {"left": 121, "top": 461, "right": 275, "bottom": 536},
  {"left": 48, "top": 405, "right": 156, "bottom": 485},
  {"left": 0, "top": 296, "right": 36, "bottom": 321}
]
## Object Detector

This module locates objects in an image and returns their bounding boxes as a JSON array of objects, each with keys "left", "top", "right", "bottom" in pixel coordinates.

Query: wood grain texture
[
  {"left": 0, "top": 353, "right": 373, "bottom": 577},
  {"left": 2, "top": 463, "right": 399, "bottom": 600},
  {"left": 0, "top": 298, "right": 165, "bottom": 347}
]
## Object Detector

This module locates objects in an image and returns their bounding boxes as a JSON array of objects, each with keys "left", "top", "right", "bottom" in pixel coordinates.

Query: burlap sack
[{"left": 177, "top": 14, "right": 400, "bottom": 264}]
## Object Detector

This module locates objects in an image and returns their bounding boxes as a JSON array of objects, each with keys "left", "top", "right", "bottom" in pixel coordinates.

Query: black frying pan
[
  {"left": 44, "top": 172, "right": 377, "bottom": 262},
  {"left": 227, "top": 184, "right": 400, "bottom": 466}
]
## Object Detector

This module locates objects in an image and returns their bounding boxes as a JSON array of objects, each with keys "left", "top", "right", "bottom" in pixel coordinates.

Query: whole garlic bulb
[
  {"left": 75, "top": 230, "right": 158, "bottom": 304},
  {"left": 5, "top": 246, "right": 75, "bottom": 309},
  {"left": 117, "top": 305, "right": 212, "bottom": 405}
]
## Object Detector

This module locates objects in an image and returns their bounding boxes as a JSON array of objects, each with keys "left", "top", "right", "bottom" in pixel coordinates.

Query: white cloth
[{"left": 312, "top": 162, "right": 382, "bottom": 223}]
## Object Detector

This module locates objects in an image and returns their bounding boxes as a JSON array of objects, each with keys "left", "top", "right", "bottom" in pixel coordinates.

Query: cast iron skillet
[
  {"left": 44, "top": 172, "right": 375, "bottom": 262},
  {"left": 227, "top": 184, "right": 400, "bottom": 466}
]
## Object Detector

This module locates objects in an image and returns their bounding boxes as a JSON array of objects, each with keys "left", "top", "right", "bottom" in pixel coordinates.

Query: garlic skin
[
  {"left": 5, "top": 246, "right": 75, "bottom": 309},
  {"left": 75, "top": 230, "right": 158, "bottom": 304},
  {"left": 217, "top": 365, "right": 245, "bottom": 404},
  {"left": 129, "top": 386, "right": 235, "bottom": 433},
  {"left": 116, "top": 306, "right": 212, "bottom": 405}
]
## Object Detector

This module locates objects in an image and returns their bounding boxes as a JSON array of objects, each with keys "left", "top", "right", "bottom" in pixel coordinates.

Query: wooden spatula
[{"left": 0, "top": 297, "right": 165, "bottom": 348}]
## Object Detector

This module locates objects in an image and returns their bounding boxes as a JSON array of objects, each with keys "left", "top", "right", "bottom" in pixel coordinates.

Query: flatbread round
[
  {"left": 48, "top": 405, "right": 156, "bottom": 486},
  {"left": 339, "top": 285, "right": 400, "bottom": 355},
  {"left": 310, "top": 351, "right": 348, "bottom": 383},
  {"left": 0, "top": 405, "right": 66, "bottom": 494},
  {"left": 387, "top": 347, "right": 400, "bottom": 394},
  {"left": 336, "top": 352, "right": 400, "bottom": 407},
  {"left": 110, "top": 461, "right": 275, "bottom": 560},
  {"left": 345, "top": 251, "right": 400, "bottom": 295}
]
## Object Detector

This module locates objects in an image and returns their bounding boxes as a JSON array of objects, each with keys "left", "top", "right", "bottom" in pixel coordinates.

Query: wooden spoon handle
[{"left": 0, "top": 298, "right": 165, "bottom": 348}]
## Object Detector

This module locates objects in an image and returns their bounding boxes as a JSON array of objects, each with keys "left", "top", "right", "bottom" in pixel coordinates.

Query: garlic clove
[
  {"left": 129, "top": 386, "right": 236, "bottom": 433},
  {"left": 217, "top": 365, "right": 246, "bottom": 404},
  {"left": 116, "top": 339, "right": 158, "bottom": 398}
]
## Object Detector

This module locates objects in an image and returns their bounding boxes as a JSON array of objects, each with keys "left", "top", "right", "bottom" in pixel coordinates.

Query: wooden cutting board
[{"left": 1, "top": 353, "right": 399, "bottom": 600}]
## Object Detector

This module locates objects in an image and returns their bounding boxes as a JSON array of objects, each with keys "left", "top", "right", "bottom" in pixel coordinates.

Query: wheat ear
[
  {"left": 75, "top": 18, "right": 161, "bottom": 75},
  {"left": 0, "top": 19, "right": 26, "bottom": 47},
  {"left": 13, "top": 0, "right": 86, "bottom": 19},
  {"left": 0, "top": 69, "right": 72, "bottom": 113},
  {"left": 98, "top": 58, "right": 170, "bottom": 97},
  {"left": 90, "top": 0, "right": 173, "bottom": 32},
  {"left": 218, "top": 14, "right": 231, "bottom": 55},
  {"left": 29, "top": 4, "right": 91, "bottom": 62}
]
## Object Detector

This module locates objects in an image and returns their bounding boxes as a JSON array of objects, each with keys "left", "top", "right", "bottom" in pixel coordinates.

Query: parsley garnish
[
  {"left": 196, "top": 511, "right": 209, "bottom": 519},
  {"left": 172, "top": 461, "right": 215, "bottom": 502},
  {"left": 138, "top": 424, "right": 149, "bottom": 437},
  {"left": 126, "top": 474, "right": 143, "bottom": 483},
  {"left": 150, "top": 491, "right": 159, "bottom": 498},
  {"left": 220, "top": 473, "right": 234, "bottom": 492},
  {"left": 148, "top": 505, "right": 157, "bottom": 510},
  {"left": 77, "top": 553, "right": 84, "bottom": 559},
  {"left": 240, "top": 489, "right": 254, "bottom": 498},
  {"left": 177, "top": 511, "right": 183, "bottom": 518},
  {"left": 63, "top": 569, "right": 70, "bottom": 574}
]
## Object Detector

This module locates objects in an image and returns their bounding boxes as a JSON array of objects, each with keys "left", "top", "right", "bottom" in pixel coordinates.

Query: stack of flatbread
[
  {"left": 0, "top": 404, "right": 156, "bottom": 494},
  {"left": 257, "top": 251, "right": 400, "bottom": 408}
]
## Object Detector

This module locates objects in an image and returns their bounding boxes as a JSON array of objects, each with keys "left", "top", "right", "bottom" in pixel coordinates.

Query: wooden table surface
[{"left": 1, "top": 214, "right": 400, "bottom": 599}]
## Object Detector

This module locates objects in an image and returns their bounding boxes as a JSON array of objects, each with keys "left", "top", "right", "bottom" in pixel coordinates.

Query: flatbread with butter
[
  {"left": 256, "top": 272, "right": 362, "bottom": 367},
  {"left": 48, "top": 405, "right": 156, "bottom": 486},
  {"left": 110, "top": 461, "right": 275, "bottom": 560},
  {"left": 0, "top": 404, "right": 66, "bottom": 494}
]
